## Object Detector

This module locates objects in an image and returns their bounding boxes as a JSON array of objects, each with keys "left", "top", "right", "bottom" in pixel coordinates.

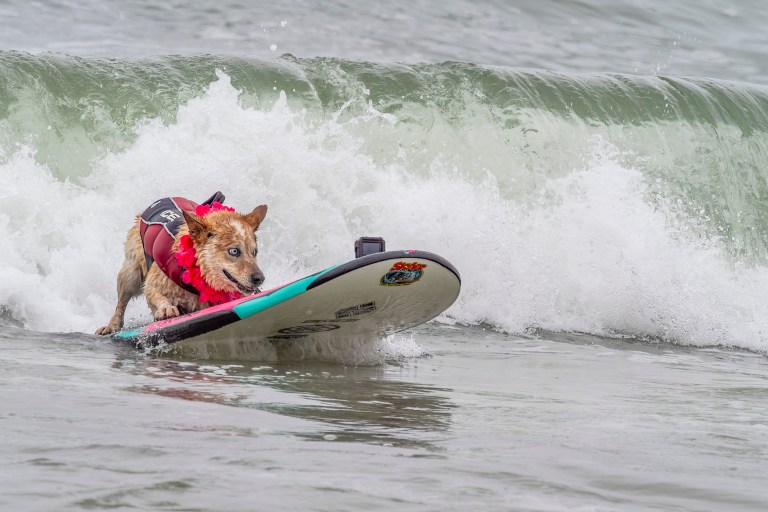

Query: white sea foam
[{"left": 1, "top": 71, "right": 766, "bottom": 353}]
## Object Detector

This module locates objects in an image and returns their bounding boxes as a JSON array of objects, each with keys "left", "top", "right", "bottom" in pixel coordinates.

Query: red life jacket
[{"left": 139, "top": 191, "right": 225, "bottom": 295}]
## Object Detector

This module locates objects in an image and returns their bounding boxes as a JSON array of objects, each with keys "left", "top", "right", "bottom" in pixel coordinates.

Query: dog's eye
[
  {"left": 228, "top": 248, "right": 241, "bottom": 257},
  {"left": 252, "top": 249, "right": 258, "bottom": 257}
]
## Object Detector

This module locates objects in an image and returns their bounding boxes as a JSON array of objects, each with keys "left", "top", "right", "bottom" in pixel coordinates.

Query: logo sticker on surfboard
[{"left": 380, "top": 261, "right": 427, "bottom": 286}]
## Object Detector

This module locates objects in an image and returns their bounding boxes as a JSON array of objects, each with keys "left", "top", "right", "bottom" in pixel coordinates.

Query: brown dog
[{"left": 96, "top": 195, "right": 267, "bottom": 335}]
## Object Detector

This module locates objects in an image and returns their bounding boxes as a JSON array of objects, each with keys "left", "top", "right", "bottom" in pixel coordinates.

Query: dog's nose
[{"left": 250, "top": 271, "right": 265, "bottom": 287}]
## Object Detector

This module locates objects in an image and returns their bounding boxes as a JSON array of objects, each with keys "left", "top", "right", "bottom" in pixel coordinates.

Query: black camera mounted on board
[{"left": 354, "top": 236, "right": 386, "bottom": 258}]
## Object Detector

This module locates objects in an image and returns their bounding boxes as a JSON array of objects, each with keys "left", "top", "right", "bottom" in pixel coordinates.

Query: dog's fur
[{"left": 95, "top": 204, "right": 268, "bottom": 335}]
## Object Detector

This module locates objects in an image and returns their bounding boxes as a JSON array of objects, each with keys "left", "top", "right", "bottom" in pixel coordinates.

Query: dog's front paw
[{"left": 154, "top": 305, "right": 181, "bottom": 320}]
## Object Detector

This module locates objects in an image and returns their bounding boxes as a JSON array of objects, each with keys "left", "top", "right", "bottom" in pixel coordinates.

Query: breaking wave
[{"left": 2, "top": 52, "right": 768, "bottom": 352}]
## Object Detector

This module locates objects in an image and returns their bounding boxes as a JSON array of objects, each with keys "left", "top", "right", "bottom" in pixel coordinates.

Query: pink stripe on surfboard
[{"left": 142, "top": 285, "right": 282, "bottom": 332}]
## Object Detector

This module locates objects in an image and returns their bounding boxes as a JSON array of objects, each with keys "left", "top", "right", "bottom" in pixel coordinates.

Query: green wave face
[{"left": 2, "top": 52, "right": 766, "bottom": 261}]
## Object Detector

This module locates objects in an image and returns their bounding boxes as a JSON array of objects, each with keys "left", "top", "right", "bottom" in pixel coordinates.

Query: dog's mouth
[{"left": 223, "top": 269, "right": 257, "bottom": 294}]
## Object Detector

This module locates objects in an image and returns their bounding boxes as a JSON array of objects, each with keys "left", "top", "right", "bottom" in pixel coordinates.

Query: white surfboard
[{"left": 114, "top": 250, "right": 460, "bottom": 358}]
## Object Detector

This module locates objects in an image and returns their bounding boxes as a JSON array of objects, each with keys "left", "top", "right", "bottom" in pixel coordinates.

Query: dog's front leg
[
  {"left": 145, "top": 289, "right": 180, "bottom": 320},
  {"left": 144, "top": 266, "right": 183, "bottom": 320}
]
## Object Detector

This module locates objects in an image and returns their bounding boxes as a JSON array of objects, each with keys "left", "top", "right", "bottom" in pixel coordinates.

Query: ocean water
[{"left": 2, "top": 1, "right": 768, "bottom": 510}]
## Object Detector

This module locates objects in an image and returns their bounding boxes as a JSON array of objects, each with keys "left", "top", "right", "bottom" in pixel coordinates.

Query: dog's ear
[
  {"left": 183, "top": 210, "right": 211, "bottom": 244},
  {"left": 245, "top": 205, "right": 268, "bottom": 231}
]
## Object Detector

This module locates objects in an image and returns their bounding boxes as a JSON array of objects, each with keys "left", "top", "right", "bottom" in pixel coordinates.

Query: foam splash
[
  {"left": 446, "top": 137, "right": 768, "bottom": 351},
  {"left": 1, "top": 71, "right": 767, "bottom": 353}
]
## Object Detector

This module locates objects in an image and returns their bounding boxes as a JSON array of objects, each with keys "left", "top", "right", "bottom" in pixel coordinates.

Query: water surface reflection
[{"left": 113, "top": 355, "right": 454, "bottom": 450}]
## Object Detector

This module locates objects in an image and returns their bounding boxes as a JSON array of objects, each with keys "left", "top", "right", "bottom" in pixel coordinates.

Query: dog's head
[{"left": 182, "top": 204, "right": 268, "bottom": 295}]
